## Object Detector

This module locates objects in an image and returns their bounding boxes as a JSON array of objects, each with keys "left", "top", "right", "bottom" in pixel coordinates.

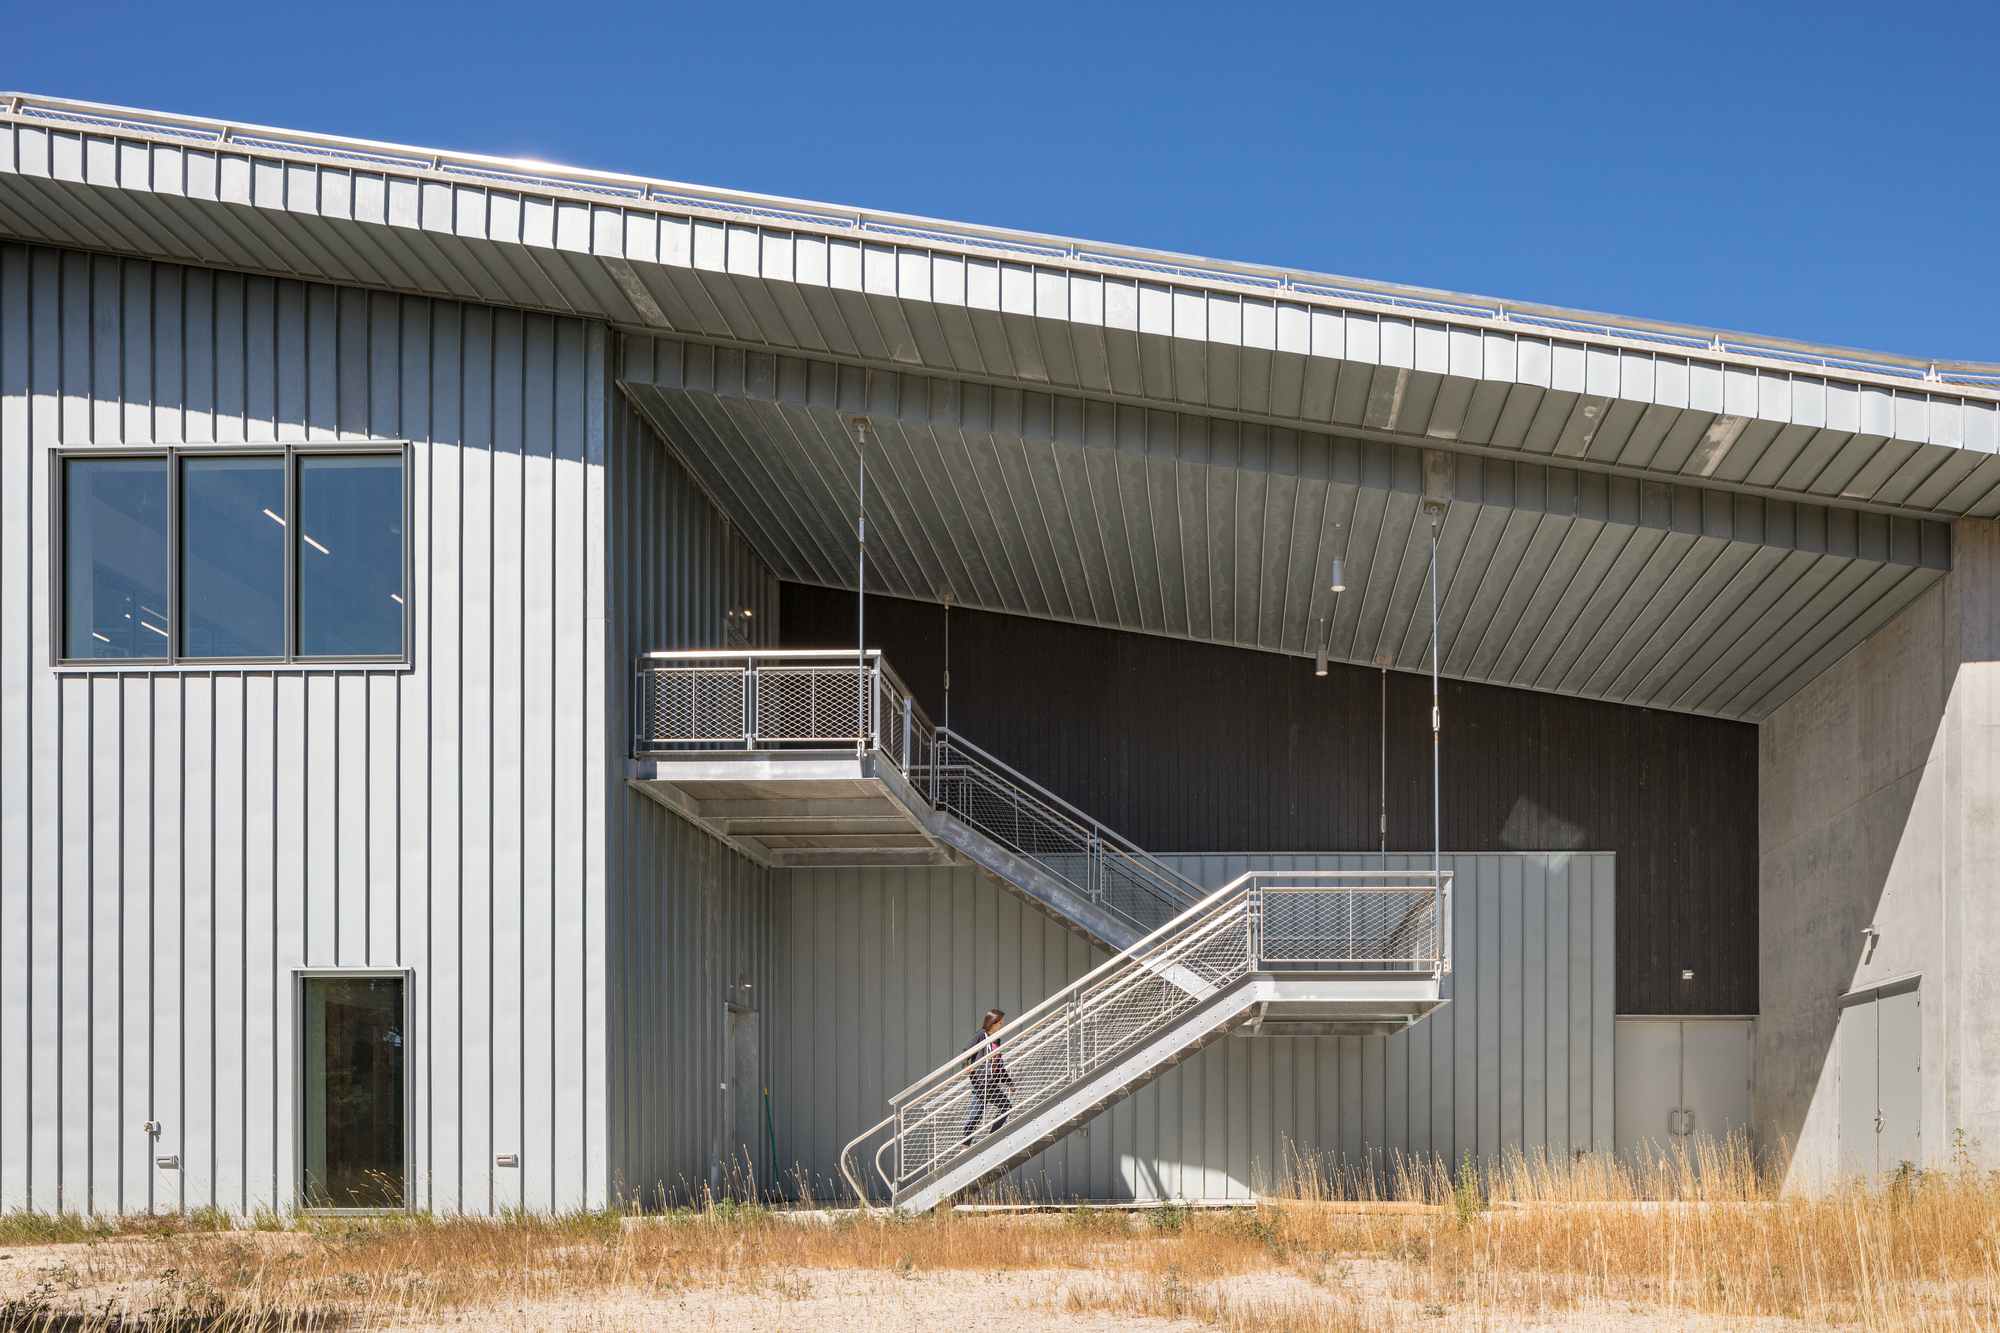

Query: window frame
[
  {"left": 294, "top": 967, "right": 416, "bottom": 1215},
  {"left": 51, "top": 441, "right": 413, "bottom": 669}
]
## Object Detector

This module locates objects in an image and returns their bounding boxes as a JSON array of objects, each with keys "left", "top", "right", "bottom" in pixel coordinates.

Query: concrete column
[{"left": 1758, "top": 517, "right": 2000, "bottom": 1185}]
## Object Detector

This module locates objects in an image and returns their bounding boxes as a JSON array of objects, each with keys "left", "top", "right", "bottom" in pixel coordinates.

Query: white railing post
[
  {"left": 633, "top": 664, "right": 645, "bottom": 754},
  {"left": 868, "top": 661, "right": 882, "bottom": 753},
  {"left": 1068, "top": 989, "right": 1082, "bottom": 1081},
  {"left": 1248, "top": 880, "right": 1261, "bottom": 967},
  {"left": 901, "top": 695, "right": 912, "bottom": 772},
  {"left": 744, "top": 659, "right": 758, "bottom": 746}
]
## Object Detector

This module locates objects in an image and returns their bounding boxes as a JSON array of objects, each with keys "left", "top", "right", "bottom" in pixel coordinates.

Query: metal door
[
  {"left": 1876, "top": 989, "right": 1921, "bottom": 1176},
  {"left": 1837, "top": 997, "right": 1879, "bottom": 1178},
  {"left": 1614, "top": 1020, "right": 1684, "bottom": 1164},
  {"left": 720, "top": 1005, "right": 762, "bottom": 1199},
  {"left": 1680, "top": 1020, "right": 1753, "bottom": 1157}
]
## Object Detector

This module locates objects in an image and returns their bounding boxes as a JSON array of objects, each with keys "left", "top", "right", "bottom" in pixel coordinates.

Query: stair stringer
[
  {"left": 925, "top": 808, "right": 1145, "bottom": 954},
  {"left": 892, "top": 974, "right": 1265, "bottom": 1214},
  {"left": 857, "top": 760, "right": 1151, "bottom": 954}
]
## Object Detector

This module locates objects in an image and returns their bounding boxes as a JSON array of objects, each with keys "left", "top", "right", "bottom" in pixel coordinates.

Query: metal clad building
[{"left": 5, "top": 94, "right": 1998, "bottom": 1212}]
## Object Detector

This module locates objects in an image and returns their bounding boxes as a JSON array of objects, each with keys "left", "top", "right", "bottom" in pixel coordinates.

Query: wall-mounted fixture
[
  {"left": 496, "top": 1154, "right": 520, "bottom": 1169},
  {"left": 1862, "top": 923, "right": 1881, "bottom": 963},
  {"left": 1681, "top": 969, "right": 1695, "bottom": 981},
  {"left": 142, "top": 1120, "right": 162, "bottom": 1136},
  {"left": 155, "top": 1155, "right": 181, "bottom": 1170}
]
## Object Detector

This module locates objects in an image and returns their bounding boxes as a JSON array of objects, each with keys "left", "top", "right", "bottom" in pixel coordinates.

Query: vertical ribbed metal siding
[
  {"left": 0, "top": 242, "right": 610, "bottom": 1215},
  {"left": 604, "top": 385, "right": 779, "bottom": 1204},
  {"left": 769, "top": 853, "right": 1613, "bottom": 1201}
]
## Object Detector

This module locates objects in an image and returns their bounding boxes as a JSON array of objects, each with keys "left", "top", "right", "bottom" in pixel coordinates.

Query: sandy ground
[{"left": 0, "top": 1240, "right": 1837, "bottom": 1331}]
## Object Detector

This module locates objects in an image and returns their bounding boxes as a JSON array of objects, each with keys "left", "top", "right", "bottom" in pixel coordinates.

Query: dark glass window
[
  {"left": 298, "top": 455, "right": 404, "bottom": 657},
  {"left": 59, "top": 448, "right": 405, "bottom": 664},
  {"left": 65, "top": 458, "right": 172, "bottom": 659},
  {"left": 301, "top": 975, "right": 405, "bottom": 1209},
  {"left": 181, "top": 456, "right": 286, "bottom": 658}
]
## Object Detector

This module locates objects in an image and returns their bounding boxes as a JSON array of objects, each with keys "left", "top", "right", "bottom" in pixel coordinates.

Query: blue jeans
[{"left": 961, "top": 1086, "right": 1012, "bottom": 1142}]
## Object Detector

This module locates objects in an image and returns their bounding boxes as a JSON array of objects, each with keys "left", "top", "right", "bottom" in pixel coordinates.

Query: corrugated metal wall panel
[
  {"left": 603, "top": 384, "right": 780, "bottom": 1205},
  {"left": 769, "top": 853, "right": 1613, "bottom": 1202},
  {"left": 0, "top": 242, "right": 610, "bottom": 1215},
  {"left": 786, "top": 586, "right": 1756, "bottom": 1016}
]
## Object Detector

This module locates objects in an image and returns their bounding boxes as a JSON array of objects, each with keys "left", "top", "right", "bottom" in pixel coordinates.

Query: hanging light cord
[
  {"left": 856, "top": 418, "right": 868, "bottom": 752},
  {"left": 1430, "top": 514, "right": 1441, "bottom": 896}
]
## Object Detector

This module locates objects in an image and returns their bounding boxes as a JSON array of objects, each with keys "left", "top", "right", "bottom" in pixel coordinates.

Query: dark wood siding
[{"left": 782, "top": 586, "right": 1758, "bottom": 1017}]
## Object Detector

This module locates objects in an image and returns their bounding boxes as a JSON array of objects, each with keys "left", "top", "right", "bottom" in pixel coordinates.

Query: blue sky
[{"left": 5, "top": 2, "right": 1996, "bottom": 362}]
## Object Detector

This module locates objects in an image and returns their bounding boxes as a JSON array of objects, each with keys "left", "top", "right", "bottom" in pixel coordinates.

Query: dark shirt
[{"left": 964, "top": 1029, "right": 1011, "bottom": 1095}]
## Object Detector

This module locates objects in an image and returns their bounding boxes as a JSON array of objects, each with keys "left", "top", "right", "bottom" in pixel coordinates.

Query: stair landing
[{"left": 629, "top": 751, "right": 952, "bottom": 869}]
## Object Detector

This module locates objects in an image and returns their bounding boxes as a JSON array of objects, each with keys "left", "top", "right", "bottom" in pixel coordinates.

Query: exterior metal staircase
[
  {"left": 628, "top": 649, "right": 1198, "bottom": 951},
  {"left": 838, "top": 868, "right": 1450, "bottom": 1213},
  {"left": 627, "top": 649, "right": 1451, "bottom": 1211}
]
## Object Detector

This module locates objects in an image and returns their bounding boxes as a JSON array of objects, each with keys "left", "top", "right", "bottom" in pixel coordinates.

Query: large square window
[{"left": 57, "top": 447, "right": 407, "bottom": 665}]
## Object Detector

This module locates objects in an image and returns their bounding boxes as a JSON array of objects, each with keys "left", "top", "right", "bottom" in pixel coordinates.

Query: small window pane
[
  {"left": 301, "top": 976, "right": 405, "bottom": 1209},
  {"left": 297, "top": 455, "right": 404, "bottom": 657},
  {"left": 181, "top": 456, "right": 285, "bottom": 658},
  {"left": 65, "top": 458, "right": 171, "bottom": 659}
]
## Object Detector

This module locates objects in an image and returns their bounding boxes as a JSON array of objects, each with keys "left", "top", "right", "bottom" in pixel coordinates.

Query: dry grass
[{"left": 2, "top": 1142, "right": 1997, "bottom": 1330}]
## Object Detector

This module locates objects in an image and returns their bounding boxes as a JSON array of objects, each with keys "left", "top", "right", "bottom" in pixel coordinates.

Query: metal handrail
[
  {"left": 838, "top": 869, "right": 1452, "bottom": 1208},
  {"left": 632, "top": 652, "right": 1196, "bottom": 937},
  {"left": 634, "top": 650, "right": 935, "bottom": 764},
  {"left": 930, "top": 729, "right": 1201, "bottom": 934}
]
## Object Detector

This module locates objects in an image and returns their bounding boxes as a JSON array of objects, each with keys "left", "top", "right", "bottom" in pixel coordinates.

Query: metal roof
[{"left": 0, "top": 92, "right": 1972, "bottom": 719}]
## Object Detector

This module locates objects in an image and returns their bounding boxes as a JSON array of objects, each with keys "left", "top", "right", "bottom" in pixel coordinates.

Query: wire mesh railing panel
[
  {"left": 1097, "top": 850, "right": 1192, "bottom": 935},
  {"left": 756, "top": 666, "right": 868, "bottom": 743},
  {"left": 638, "top": 667, "right": 746, "bottom": 745},
  {"left": 933, "top": 744, "right": 1195, "bottom": 936},
  {"left": 888, "top": 901, "right": 1255, "bottom": 1191},
  {"left": 1258, "top": 888, "right": 1440, "bottom": 967}
]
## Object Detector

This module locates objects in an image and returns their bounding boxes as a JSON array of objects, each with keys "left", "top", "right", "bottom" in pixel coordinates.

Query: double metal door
[
  {"left": 1614, "top": 1017, "right": 1753, "bottom": 1170},
  {"left": 1838, "top": 981, "right": 1921, "bottom": 1180}
]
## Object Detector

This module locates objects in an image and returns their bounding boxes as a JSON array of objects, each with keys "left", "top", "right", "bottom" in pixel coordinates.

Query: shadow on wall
[{"left": 1758, "top": 518, "right": 1999, "bottom": 1187}]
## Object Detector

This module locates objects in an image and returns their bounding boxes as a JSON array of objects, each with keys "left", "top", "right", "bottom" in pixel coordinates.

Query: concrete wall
[
  {"left": 1758, "top": 518, "right": 2000, "bottom": 1182},
  {"left": 769, "top": 853, "right": 1614, "bottom": 1202}
]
